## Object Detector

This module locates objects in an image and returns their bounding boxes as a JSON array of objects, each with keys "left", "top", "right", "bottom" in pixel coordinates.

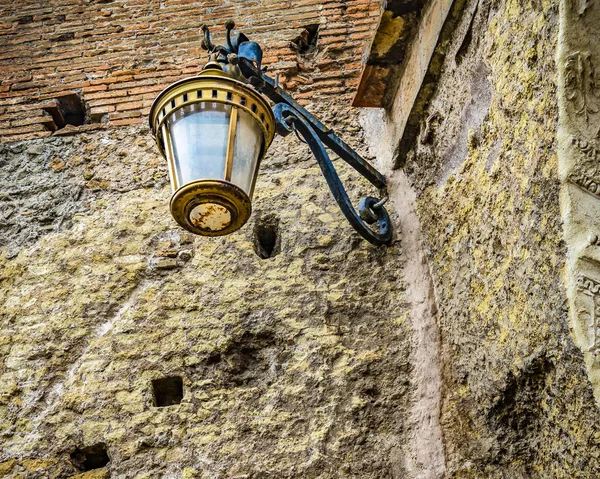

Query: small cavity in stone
[
  {"left": 42, "top": 92, "right": 87, "bottom": 130},
  {"left": 293, "top": 24, "right": 319, "bottom": 55},
  {"left": 253, "top": 215, "right": 281, "bottom": 259},
  {"left": 70, "top": 443, "right": 109, "bottom": 471},
  {"left": 152, "top": 376, "right": 184, "bottom": 407}
]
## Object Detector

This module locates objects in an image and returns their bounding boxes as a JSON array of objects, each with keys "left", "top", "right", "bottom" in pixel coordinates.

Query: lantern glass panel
[
  {"left": 231, "top": 109, "right": 264, "bottom": 195},
  {"left": 167, "top": 102, "right": 232, "bottom": 186}
]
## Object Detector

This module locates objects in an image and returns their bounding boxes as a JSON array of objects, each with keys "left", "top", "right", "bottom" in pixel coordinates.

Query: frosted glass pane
[
  {"left": 231, "top": 110, "right": 263, "bottom": 195},
  {"left": 166, "top": 102, "right": 231, "bottom": 186}
]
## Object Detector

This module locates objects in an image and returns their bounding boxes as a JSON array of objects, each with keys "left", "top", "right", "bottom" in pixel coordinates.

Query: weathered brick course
[{"left": 0, "top": 0, "right": 380, "bottom": 143}]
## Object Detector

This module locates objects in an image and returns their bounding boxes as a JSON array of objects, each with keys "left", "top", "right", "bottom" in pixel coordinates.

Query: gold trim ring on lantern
[{"left": 169, "top": 179, "right": 252, "bottom": 236}]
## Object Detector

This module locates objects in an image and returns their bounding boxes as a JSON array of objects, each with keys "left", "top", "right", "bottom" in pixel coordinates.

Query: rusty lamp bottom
[{"left": 170, "top": 180, "right": 252, "bottom": 236}]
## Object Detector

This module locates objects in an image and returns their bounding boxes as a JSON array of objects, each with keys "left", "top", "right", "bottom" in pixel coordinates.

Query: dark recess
[
  {"left": 487, "top": 356, "right": 554, "bottom": 461},
  {"left": 152, "top": 376, "right": 184, "bottom": 407},
  {"left": 55, "top": 32, "right": 75, "bottom": 42},
  {"left": 253, "top": 215, "right": 281, "bottom": 259},
  {"left": 387, "top": 0, "right": 424, "bottom": 17},
  {"left": 70, "top": 443, "right": 110, "bottom": 471},
  {"left": 42, "top": 92, "right": 87, "bottom": 130},
  {"left": 293, "top": 24, "right": 320, "bottom": 55}
]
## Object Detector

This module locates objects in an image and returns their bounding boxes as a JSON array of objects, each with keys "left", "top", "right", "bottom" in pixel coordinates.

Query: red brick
[
  {"left": 83, "top": 84, "right": 108, "bottom": 94},
  {"left": 127, "top": 84, "right": 165, "bottom": 96},
  {"left": 85, "top": 89, "right": 129, "bottom": 101},
  {"left": 52, "top": 123, "right": 106, "bottom": 136},
  {"left": 90, "top": 104, "right": 115, "bottom": 114},
  {"left": 110, "top": 117, "right": 142, "bottom": 126},
  {"left": 89, "top": 76, "right": 134, "bottom": 86},
  {"left": 11, "top": 114, "right": 54, "bottom": 127},
  {"left": 0, "top": 123, "right": 48, "bottom": 135},
  {"left": 109, "top": 110, "right": 142, "bottom": 120},
  {"left": 0, "top": 130, "right": 52, "bottom": 143},
  {"left": 116, "top": 101, "right": 143, "bottom": 112},
  {"left": 0, "top": 0, "right": 380, "bottom": 136}
]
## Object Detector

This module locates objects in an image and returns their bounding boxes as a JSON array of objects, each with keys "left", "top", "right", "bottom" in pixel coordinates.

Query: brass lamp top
[{"left": 149, "top": 68, "right": 276, "bottom": 157}]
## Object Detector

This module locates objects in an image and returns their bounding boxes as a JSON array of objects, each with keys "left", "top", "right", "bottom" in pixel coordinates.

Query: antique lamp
[{"left": 150, "top": 22, "right": 393, "bottom": 245}]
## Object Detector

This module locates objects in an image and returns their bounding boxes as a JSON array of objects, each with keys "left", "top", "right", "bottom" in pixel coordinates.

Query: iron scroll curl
[{"left": 273, "top": 103, "right": 392, "bottom": 246}]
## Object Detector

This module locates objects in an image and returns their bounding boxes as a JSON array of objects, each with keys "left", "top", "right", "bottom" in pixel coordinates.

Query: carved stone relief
[
  {"left": 577, "top": 275, "right": 600, "bottom": 353},
  {"left": 588, "top": 232, "right": 600, "bottom": 246},
  {"left": 565, "top": 51, "right": 599, "bottom": 121},
  {"left": 559, "top": 0, "right": 600, "bottom": 404},
  {"left": 568, "top": 172, "right": 600, "bottom": 198},
  {"left": 571, "top": 134, "right": 600, "bottom": 160}
]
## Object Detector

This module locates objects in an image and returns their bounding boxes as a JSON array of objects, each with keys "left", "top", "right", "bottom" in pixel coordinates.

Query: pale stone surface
[
  {"left": 558, "top": 0, "right": 600, "bottom": 405},
  {"left": 385, "top": 170, "right": 446, "bottom": 478}
]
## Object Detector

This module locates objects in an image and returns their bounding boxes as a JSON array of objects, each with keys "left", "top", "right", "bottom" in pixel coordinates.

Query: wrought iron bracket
[
  {"left": 201, "top": 22, "right": 393, "bottom": 245},
  {"left": 273, "top": 103, "right": 392, "bottom": 245}
]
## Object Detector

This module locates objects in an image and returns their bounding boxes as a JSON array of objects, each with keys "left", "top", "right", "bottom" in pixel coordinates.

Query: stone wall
[
  {"left": 0, "top": 1, "right": 427, "bottom": 477},
  {"left": 558, "top": 0, "right": 600, "bottom": 408},
  {"left": 361, "top": 0, "right": 600, "bottom": 476},
  {"left": 0, "top": 103, "right": 416, "bottom": 477},
  {"left": 4, "top": 0, "right": 600, "bottom": 477}
]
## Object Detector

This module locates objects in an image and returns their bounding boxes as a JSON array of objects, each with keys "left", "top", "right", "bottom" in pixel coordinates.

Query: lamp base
[{"left": 170, "top": 180, "right": 252, "bottom": 236}]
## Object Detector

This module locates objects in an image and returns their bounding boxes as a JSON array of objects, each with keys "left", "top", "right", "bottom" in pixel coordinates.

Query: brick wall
[{"left": 0, "top": 0, "right": 381, "bottom": 143}]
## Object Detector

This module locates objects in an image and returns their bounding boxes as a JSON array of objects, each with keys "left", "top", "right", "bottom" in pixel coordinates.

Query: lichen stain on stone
[
  {"left": 409, "top": 0, "right": 600, "bottom": 475},
  {"left": 371, "top": 11, "right": 407, "bottom": 59},
  {"left": 0, "top": 104, "right": 414, "bottom": 477}
]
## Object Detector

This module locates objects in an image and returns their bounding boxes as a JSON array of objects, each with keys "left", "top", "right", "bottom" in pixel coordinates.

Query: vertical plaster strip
[{"left": 391, "top": 171, "right": 446, "bottom": 477}]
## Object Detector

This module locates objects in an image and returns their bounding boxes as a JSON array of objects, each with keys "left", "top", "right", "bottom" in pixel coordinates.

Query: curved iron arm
[
  {"left": 201, "top": 23, "right": 385, "bottom": 189},
  {"left": 273, "top": 103, "right": 392, "bottom": 246},
  {"left": 200, "top": 22, "right": 393, "bottom": 246}
]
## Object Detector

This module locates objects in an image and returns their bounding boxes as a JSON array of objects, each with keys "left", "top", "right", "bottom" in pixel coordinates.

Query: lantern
[
  {"left": 150, "top": 65, "right": 275, "bottom": 236},
  {"left": 149, "top": 22, "right": 393, "bottom": 246}
]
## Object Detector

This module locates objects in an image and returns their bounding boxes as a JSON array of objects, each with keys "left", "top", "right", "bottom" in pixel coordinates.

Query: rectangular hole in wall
[
  {"left": 152, "top": 376, "right": 183, "bottom": 407},
  {"left": 17, "top": 15, "right": 33, "bottom": 24},
  {"left": 42, "top": 92, "right": 87, "bottom": 130},
  {"left": 293, "top": 24, "right": 320, "bottom": 55}
]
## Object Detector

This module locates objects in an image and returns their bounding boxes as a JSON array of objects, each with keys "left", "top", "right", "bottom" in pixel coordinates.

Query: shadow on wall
[{"left": 440, "top": 61, "right": 493, "bottom": 185}]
